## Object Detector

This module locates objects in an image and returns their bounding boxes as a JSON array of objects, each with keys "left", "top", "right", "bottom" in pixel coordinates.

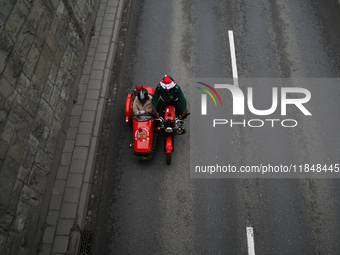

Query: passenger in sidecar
[{"left": 132, "top": 85, "right": 153, "bottom": 115}]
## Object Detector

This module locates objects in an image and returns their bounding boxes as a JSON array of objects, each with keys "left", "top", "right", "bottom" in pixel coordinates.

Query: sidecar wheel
[{"left": 166, "top": 153, "right": 172, "bottom": 165}]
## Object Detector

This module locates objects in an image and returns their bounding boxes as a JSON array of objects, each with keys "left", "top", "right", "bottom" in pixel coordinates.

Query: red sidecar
[{"left": 125, "top": 86, "right": 156, "bottom": 160}]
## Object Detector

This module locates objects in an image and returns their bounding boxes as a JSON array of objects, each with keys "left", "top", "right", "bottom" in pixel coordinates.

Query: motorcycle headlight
[{"left": 165, "top": 127, "right": 173, "bottom": 133}]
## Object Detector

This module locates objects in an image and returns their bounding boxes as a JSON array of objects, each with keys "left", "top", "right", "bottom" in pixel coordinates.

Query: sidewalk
[{"left": 39, "top": 0, "right": 126, "bottom": 254}]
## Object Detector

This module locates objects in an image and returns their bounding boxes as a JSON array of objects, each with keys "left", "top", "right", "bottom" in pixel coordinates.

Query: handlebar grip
[{"left": 179, "top": 109, "right": 189, "bottom": 120}]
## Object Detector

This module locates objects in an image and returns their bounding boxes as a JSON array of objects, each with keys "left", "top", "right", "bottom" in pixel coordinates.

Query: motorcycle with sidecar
[{"left": 125, "top": 86, "right": 189, "bottom": 165}]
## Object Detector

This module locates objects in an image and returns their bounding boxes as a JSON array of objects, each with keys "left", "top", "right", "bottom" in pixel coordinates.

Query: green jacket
[{"left": 151, "top": 84, "right": 187, "bottom": 112}]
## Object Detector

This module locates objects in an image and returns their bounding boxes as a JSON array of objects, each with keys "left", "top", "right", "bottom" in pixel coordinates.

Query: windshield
[{"left": 133, "top": 114, "right": 152, "bottom": 122}]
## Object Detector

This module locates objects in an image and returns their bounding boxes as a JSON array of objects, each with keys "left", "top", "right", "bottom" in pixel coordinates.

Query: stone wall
[{"left": 0, "top": 0, "right": 98, "bottom": 254}]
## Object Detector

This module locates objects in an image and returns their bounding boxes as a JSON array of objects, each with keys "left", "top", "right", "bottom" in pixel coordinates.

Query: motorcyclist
[
  {"left": 132, "top": 85, "right": 153, "bottom": 115},
  {"left": 151, "top": 75, "right": 187, "bottom": 117}
]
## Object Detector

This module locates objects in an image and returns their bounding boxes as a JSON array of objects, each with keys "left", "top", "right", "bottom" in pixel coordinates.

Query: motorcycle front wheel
[{"left": 166, "top": 153, "right": 172, "bottom": 165}]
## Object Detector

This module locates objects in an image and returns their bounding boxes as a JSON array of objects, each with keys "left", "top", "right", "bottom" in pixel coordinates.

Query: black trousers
[{"left": 156, "top": 99, "right": 183, "bottom": 117}]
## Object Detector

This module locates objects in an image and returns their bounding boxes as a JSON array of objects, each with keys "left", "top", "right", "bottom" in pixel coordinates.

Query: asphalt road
[{"left": 88, "top": 0, "right": 340, "bottom": 254}]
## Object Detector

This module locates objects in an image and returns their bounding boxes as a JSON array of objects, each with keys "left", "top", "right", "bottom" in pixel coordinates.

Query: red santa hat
[{"left": 160, "top": 75, "right": 176, "bottom": 89}]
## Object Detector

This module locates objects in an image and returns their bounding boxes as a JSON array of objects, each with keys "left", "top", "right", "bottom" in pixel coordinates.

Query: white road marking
[
  {"left": 246, "top": 227, "right": 256, "bottom": 255},
  {"left": 228, "top": 30, "right": 239, "bottom": 87}
]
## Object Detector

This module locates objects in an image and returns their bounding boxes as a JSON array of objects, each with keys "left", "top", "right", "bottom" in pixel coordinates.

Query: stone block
[
  {"left": 23, "top": 44, "right": 40, "bottom": 79},
  {"left": 75, "top": 134, "right": 90, "bottom": 147},
  {"left": 27, "top": 4, "right": 42, "bottom": 30},
  {"left": 66, "top": 128, "right": 77, "bottom": 140},
  {"left": 1, "top": 119, "right": 15, "bottom": 145},
  {"left": 34, "top": 148, "right": 53, "bottom": 173},
  {"left": 42, "top": 226, "right": 56, "bottom": 244},
  {"left": 0, "top": 31, "right": 14, "bottom": 73},
  {"left": 63, "top": 188, "right": 80, "bottom": 203},
  {"left": 60, "top": 45, "right": 73, "bottom": 71},
  {"left": 46, "top": 32, "right": 58, "bottom": 54},
  {"left": 21, "top": 205, "right": 39, "bottom": 248},
  {"left": 28, "top": 165, "right": 47, "bottom": 194},
  {"left": 94, "top": 53, "right": 106, "bottom": 61},
  {"left": 14, "top": 23, "right": 35, "bottom": 63},
  {"left": 73, "top": 147, "right": 88, "bottom": 160},
  {"left": 107, "top": 0, "right": 119, "bottom": 7},
  {"left": 86, "top": 89, "right": 100, "bottom": 100},
  {"left": 63, "top": 140, "right": 75, "bottom": 153},
  {"left": 0, "top": 207, "right": 14, "bottom": 230},
  {"left": 42, "top": 80, "right": 53, "bottom": 102},
  {"left": 12, "top": 200, "right": 30, "bottom": 232},
  {"left": 0, "top": 142, "right": 8, "bottom": 161},
  {"left": 60, "top": 202, "right": 77, "bottom": 218},
  {"left": 55, "top": 99, "right": 67, "bottom": 123},
  {"left": 80, "top": 111, "right": 95, "bottom": 122},
  {"left": 69, "top": 159, "right": 85, "bottom": 173},
  {"left": 66, "top": 173, "right": 83, "bottom": 188},
  {"left": 37, "top": 99, "right": 54, "bottom": 127},
  {"left": 56, "top": 165, "right": 69, "bottom": 180},
  {"left": 75, "top": 94, "right": 85, "bottom": 105},
  {"left": 3, "top": 52, "right": 23, "bottom": 85},
  {"left": 0, "top": 157, "right": 19, "bottom": 206},
  {"left": 71, "top": 105, "right": 83, "bottom": 116},
  {"left": 15, "top": 73, "right": 30, "bottom": 95},
  {"left": 8, "top": 180, "right": 23, "bottom": 212},
  {"left": 64, "top": 71, "right": 75, "bottom": 91},
  {"left": 69, "top": 116, "right": 80, "bottom": 129},
  {"left": 35, "top": 55, "right": 52, "bottom": 86},
  {"left": 102, "top": 20, "right": 114, "bottom": 28},
  {"left": 0, "top": 1, "right": 13, "bottom": 23},
  {"left": 18, "top": 90, "right": 40, "bottom": 119},
  {"left": 82, "top": 65, "right": 91, "bottom": 75},
  {"left": 83, "top": 99, "right": 97, "bottom": 111},
  {"left": 39, "top": 244, "right": 52, "bottom": 255},
  {"left": 0, "top": 97, "right": 10, "bottom": 122},
  {"left": 98, "top": 36, "right": 110, "bottom": 44},
  {"left": 50, "top": 86, "right": 61, "bottom": 111},
  {"left": 48, "top": 62, "right": 59, "bottom": 84},
  {"left": 5, "top": 0, "right": 29, "bottom": 41},
  {"left": 61, "top": 152, "right": 72, "bottom": 166},
  {"left": 0, "top": 78, "right": 17, "bottom": 104},
  {"left": 49, "top": 195, "right": 62, "bottom": 210},
  {"left": 5, "top": 231, "right": 21, "bottom": 255},
  {"left": 92, "top": 60, "right": 105, "bottom": 70},
  {"left": 31, "top": 116, "right": 49, "bottom": 148},
  {"left": 55, "top": 68, "right": 66, "bottom": 90},
  {"left": 20, "top": 184, "right": 43, "bottom": 208},
  {"left": 7, "top": 129, "right": 27, "bottom": 164},
  {"left": 103, "top": 13, "right": 115, "bottom": 21},
  {"left": 34, "top": 12, "right": 50, "bottom": 51},
  {"left": 8, "top": 104, "right": 33, "bottom": 138},
  {"left": 52, "top": 180, "right": 66, "bottom": 195},
  {"left": 69, "top": 51, "right": 79, "bottom": 78},
  {"left": 78, "top": 85, "right": 87, "bottom": 95},
  {"left": 78, "top": 122, "right": 92, "bottom": 134},
  {"left": 46, "top": 211, "right": 59, "bottom": 227},
  {"left": 17, "top": 165, "right": 30, "bottom": 183},
  {"left": 21, "top": 134, "right": 39, "bottom": 170},
  {"left": 52, "top": 236, "right": 68, "bottom": 253}
]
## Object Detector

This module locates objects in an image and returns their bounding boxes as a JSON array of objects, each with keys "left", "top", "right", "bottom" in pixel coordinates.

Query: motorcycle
[{"left": 125, "top": 86, "right": 189, "bottom": 165}]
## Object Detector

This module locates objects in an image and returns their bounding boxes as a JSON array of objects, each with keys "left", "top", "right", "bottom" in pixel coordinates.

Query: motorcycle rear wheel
[{"left": 166, "top": 153, "right": 172, "bottom": 165}]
